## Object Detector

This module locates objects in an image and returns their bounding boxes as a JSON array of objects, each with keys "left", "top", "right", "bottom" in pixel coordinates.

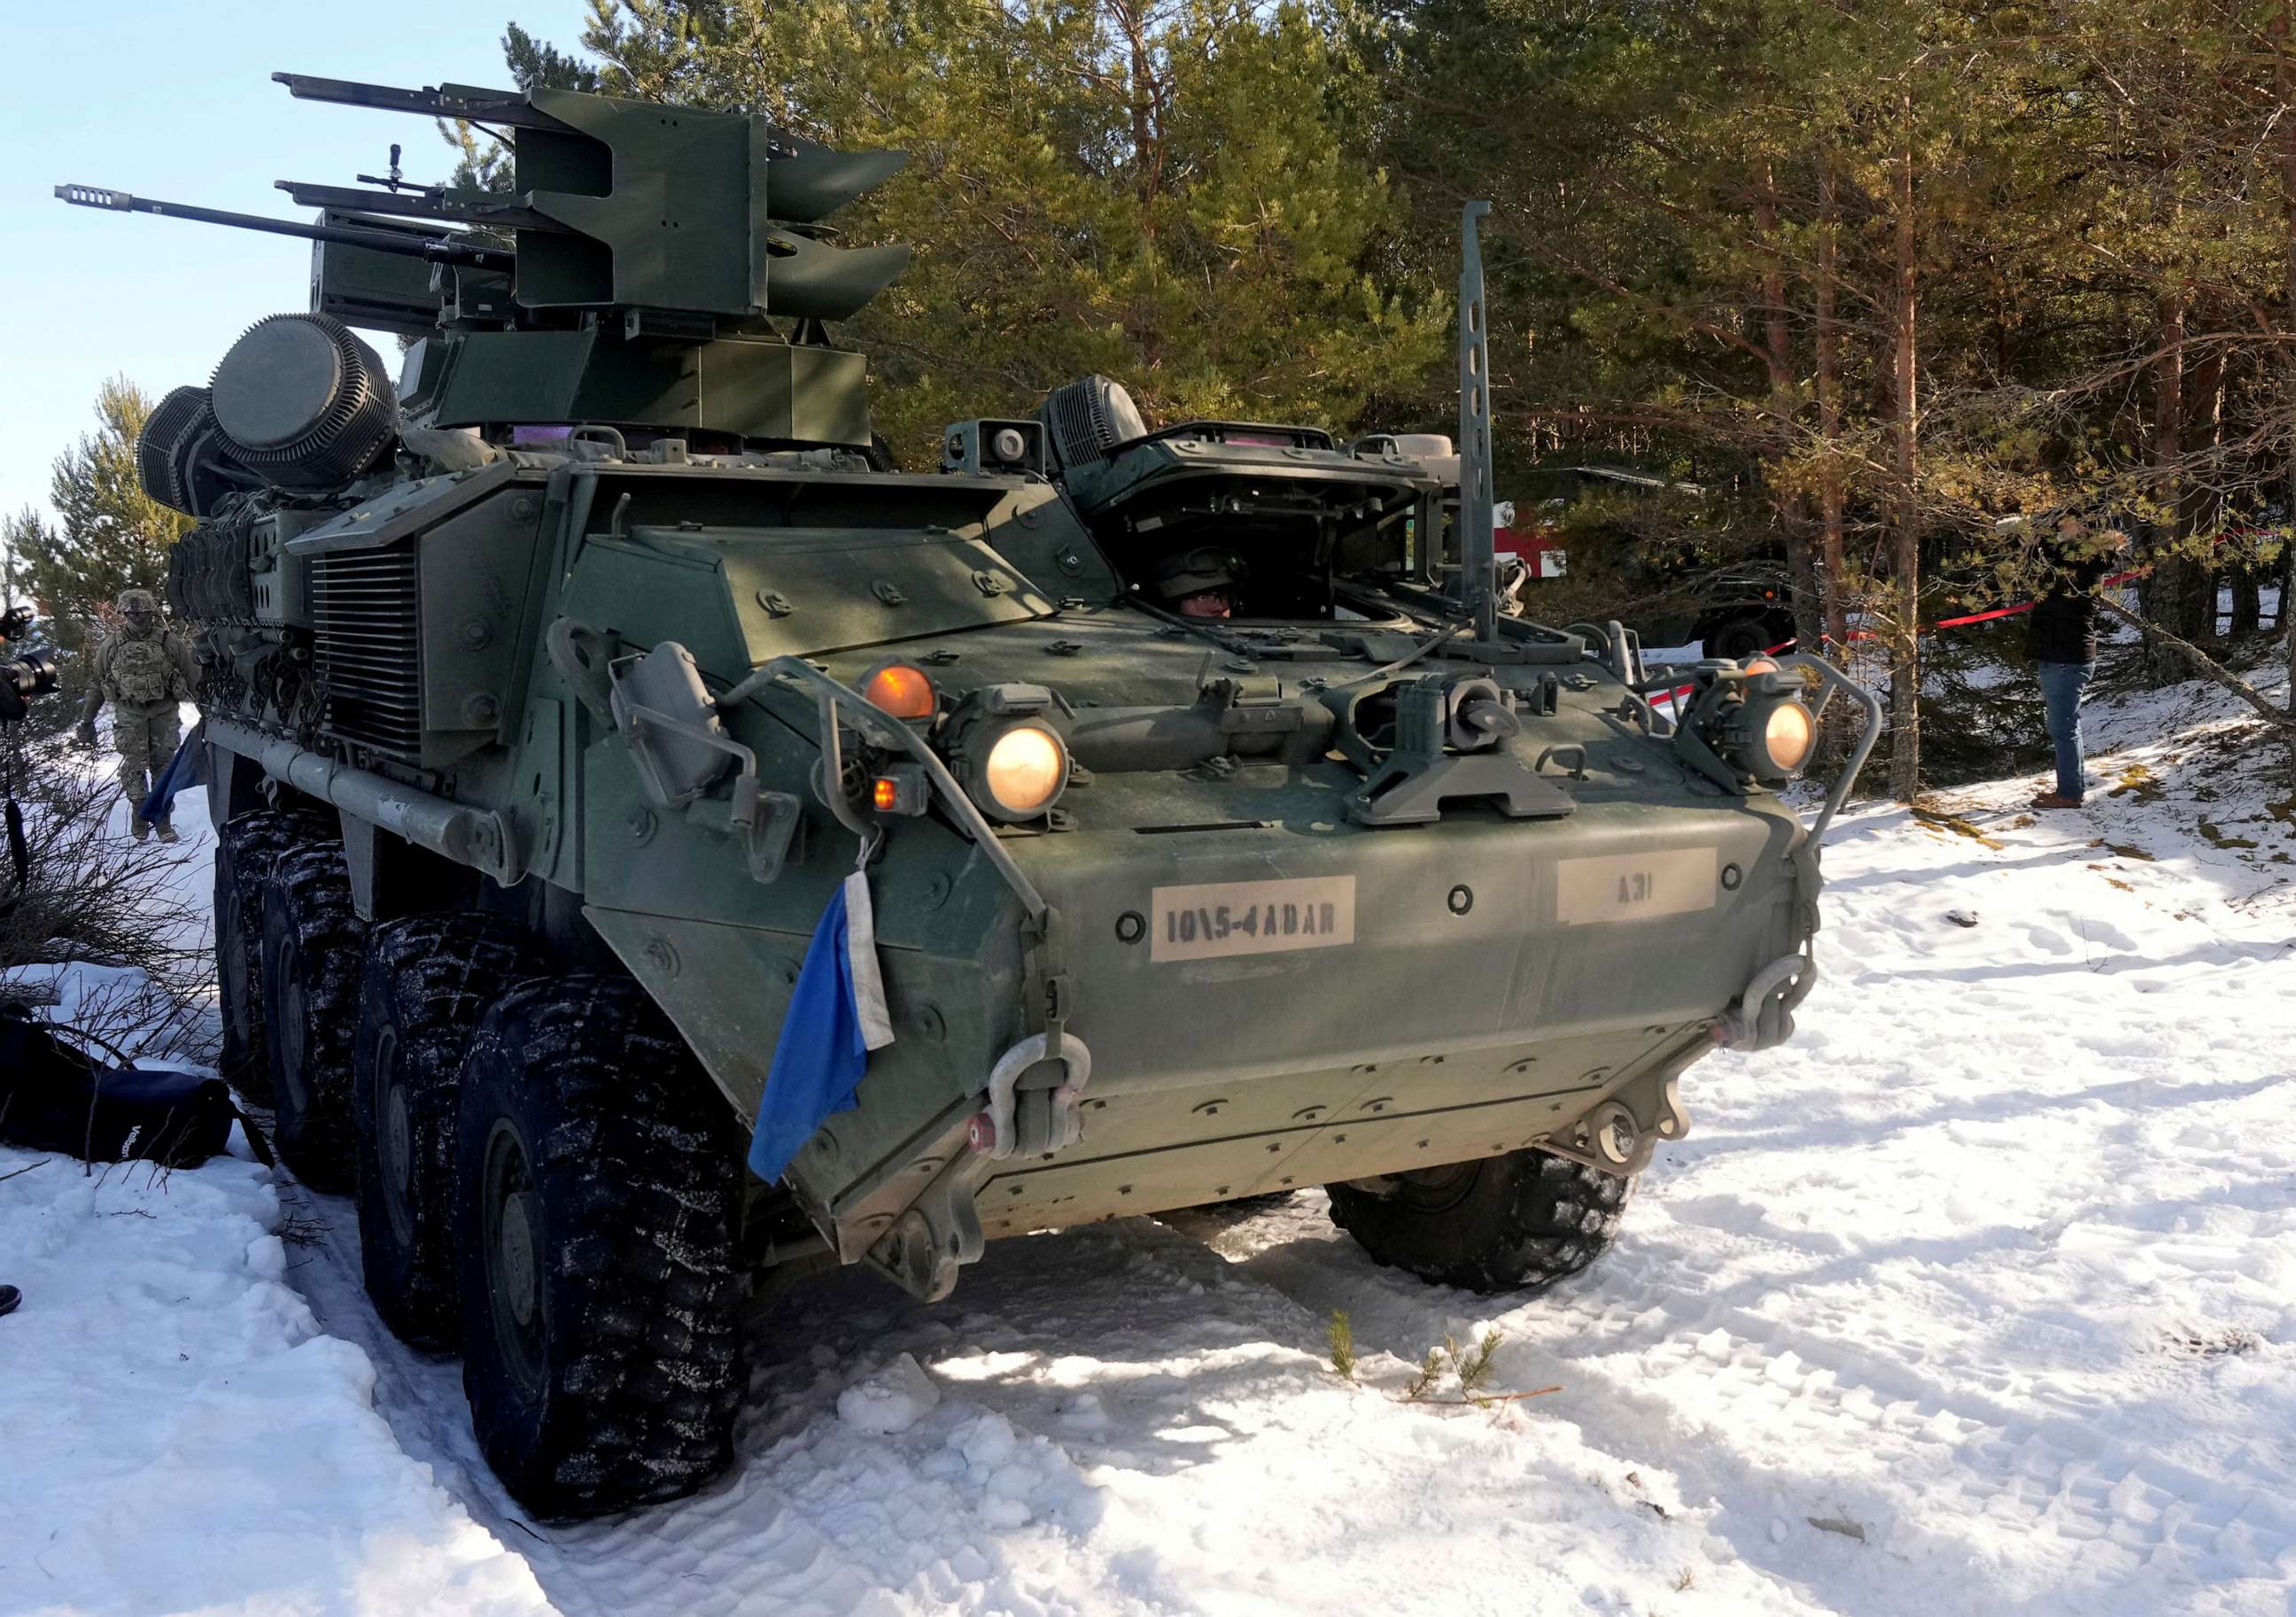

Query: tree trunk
[
  {"left": 2279, "top": 2, "right": 2296, "bottom": 751},
  {"left": 2145, "top": 282, "right": 2215, "bottom": 670},
  {"left": 1888, "top": 100, "right": 1922, "bottom": 802},
  {"left": 2182, "top": 342, "right": 2227, "bottom": 640},
  {"left": 1815, "top": 153, "right": 1850, "bottom": 658},
  {"left": 1118, "top": 0, "right": 1160, "bottom": 211},
  {"left": 2231, "top": 565, "right": 2262, "bottom": 637},
  {"left": 1757, "top": 166, "right": 1821, "bottom": 656}
]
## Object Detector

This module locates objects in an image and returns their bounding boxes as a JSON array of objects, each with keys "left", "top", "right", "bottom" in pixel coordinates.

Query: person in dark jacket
[{"left": 2027, "top": 520, "right": 2129, "bottom": 809}]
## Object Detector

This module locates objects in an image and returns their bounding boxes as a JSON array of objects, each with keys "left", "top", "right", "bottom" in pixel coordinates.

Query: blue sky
[{"left": 0, "top": 2, "right": 587, "bottom": 526}]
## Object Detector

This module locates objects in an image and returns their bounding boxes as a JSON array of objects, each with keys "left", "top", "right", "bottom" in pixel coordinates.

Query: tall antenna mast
[{"left": 1456, "top": 200, "right": 1497, "bottom": 642}]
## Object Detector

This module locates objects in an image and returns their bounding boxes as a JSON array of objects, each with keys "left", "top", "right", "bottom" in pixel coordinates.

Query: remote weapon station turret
[{"left": 65, "top": 75, "right": 1877, "bottom": 1516}]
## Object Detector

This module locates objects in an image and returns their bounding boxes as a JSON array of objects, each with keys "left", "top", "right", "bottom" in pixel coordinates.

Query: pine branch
[
  {"left": 1456, "top": 1330, "right": 1504, "bottom": 1396},
  {"left": 2094, "top": 597, "right": 2296, "bottom": 733},
  {"left": 1391, "top": 1327, "right": 1555, "bottom": 1411},
  {"left": 1400, "top": 1385, "right": 1564, "bottom": 1408},
  {"left": 1402, "top": 1347, "right": 1446, "bottom": 1403}
]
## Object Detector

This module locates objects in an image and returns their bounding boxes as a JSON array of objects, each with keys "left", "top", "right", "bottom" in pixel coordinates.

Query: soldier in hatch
[
  {"left": 74, "top": 589, "right": 198, "bottom": 842},
  {"left": 1151, "top": 546, "right": 1241, "bottom": 619}
]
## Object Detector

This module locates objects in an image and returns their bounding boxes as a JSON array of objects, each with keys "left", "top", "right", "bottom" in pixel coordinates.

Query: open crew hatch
[{"left": 1042, "top": 384, "right": 1444, "bottom": 624}]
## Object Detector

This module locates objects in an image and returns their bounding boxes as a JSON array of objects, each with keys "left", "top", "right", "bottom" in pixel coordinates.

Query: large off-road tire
[
  {"left": 213, "top": 808, "right": 328, "bottom": 1096},
  {"left": 1704, "top": 614, "right": 1776, "bottom": 662},
  {"left": 1327, "top": 1149, "right": 1635, "bottom": 1295},
  {"left": 454, "top": 975, "right": 746, "bottom": 1518},
  {"left": 257, "top": 843, "right": 365, "bottom": 1189},
  {"left": 354, "top": 914, "right": 545, "bottom": 1350}
]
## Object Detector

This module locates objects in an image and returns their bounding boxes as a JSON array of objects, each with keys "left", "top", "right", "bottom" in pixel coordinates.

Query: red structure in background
[{"left": 1494, "top": 523, "right": 1567, "bottom": 579}]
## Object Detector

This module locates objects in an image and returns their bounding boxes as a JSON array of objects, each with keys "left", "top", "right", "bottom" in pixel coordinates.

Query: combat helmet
[{"left": 1149, "top": 546, "right": 1239, "bottom": 615}]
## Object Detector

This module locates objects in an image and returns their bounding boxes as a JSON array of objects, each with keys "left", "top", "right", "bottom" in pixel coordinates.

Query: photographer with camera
[
  {"left": 1, "top": 604, "right": 58, "bottom": 730},
  {"left": 1, "top": 602, "right": 54, "bottom": 908},
  {"left": 1, "top": 603, "right": 56, "bottom": 1325},
  {"left": 73, "top": 589, "right": 197, "bottom": 843},
  {"left": 1, "top": 606, "right": 53, "bottom": 909}
]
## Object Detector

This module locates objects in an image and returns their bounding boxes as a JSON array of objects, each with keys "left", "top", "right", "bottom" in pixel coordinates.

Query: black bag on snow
[{"left": 0, "top": 1005, "right": 243, "bottom": 1167}]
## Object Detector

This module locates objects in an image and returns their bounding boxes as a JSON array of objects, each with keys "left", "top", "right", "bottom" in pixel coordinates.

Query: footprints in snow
[{"left": 1524, "top": 1270, "right": 2296, "bottom": 1597}]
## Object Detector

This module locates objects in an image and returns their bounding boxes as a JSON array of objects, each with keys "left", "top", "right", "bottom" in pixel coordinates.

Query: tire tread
[
  {"left": 354, "top": 912, "right": 543, "bottom": 1348},
  {"left": 1328, "top": 1149, "right": 1635, "bottom": 1295},
  {"left": 454, "top": 974, "right": 745, "bottom": 1518},
  {"left": 260, "top": 840, "right": 364, "bottom": 1187},
  {"left": 214, "top": 808, "right": 329, "bottom": 1095}
]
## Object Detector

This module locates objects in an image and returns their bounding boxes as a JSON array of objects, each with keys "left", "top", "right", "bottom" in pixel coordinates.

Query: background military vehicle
[
  {"left": 66, "top": 77, "right": 1877, "bottom": 1518},
  {"left": 1502, "top": 466, "right": 1801, "bottom": 660}
]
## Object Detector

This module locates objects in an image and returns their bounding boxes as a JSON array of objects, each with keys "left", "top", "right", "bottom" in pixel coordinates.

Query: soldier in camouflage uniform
[{"left": 74, "top": 588, "right": 198, "bottom": 842}]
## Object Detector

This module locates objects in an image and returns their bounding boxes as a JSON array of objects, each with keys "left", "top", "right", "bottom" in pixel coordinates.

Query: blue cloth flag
[
  {"left": 140, "top": 719, "right": 207, "bottom": 828},
  {"left": 749, "top": 870, "right": 895, "bottom": 1182}
]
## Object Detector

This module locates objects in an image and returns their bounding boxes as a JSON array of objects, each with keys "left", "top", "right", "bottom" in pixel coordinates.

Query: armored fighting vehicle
[{"left": 65, "top": 73, "right": 1876, "bottom": 1517}]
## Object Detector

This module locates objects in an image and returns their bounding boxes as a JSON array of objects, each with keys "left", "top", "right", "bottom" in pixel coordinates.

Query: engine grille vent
[{"left": 311, "top": 545, "right": 422, "bottom": 759}]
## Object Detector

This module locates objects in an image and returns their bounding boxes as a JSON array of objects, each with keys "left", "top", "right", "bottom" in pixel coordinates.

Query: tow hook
[
  {"left": 1714, "top": 952, "right": 1818, "bottom": 1052},
  {"left": 969, "top": 1032, "right": 1096, "bottom": 1159},
  {"left": 1563, "top": 1079, "right": 1687, "bottom": 1178}
]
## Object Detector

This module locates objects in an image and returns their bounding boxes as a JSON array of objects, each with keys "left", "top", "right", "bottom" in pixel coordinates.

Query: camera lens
[{"left": 4, "top": 654, "right": 58, "bottom": 699}]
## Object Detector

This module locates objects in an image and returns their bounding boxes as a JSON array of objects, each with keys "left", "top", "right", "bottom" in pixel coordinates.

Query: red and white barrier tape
[{"left": 1647, "top": 570, "right": 2142, "bottom": 708}]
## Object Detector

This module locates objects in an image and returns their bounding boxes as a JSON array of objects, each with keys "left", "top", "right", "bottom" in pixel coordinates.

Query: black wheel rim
[
  {"left": 481, "top": 1119, "right": 549, "bottom": 1399},
  {"left": 220, "top": 881, "right": 252, "bottom": 1040},
  {"left": 1390, "top": 1159, "right": 1484, "bottom": 1217},
  {"left": 372, "top": 1031, "right": 415, "bottom": 1249},
  {"left": 274, "top": 934, "right": 310, "bottom": 1112}
]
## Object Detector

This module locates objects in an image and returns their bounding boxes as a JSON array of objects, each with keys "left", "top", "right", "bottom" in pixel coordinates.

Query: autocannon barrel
[{"left": 53, "top": 185, "right": 516, "bottom": 272}]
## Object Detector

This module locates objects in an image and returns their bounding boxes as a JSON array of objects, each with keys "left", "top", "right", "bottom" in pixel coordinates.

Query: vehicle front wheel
[
  {"left": 1704, "top": 614, "right": 1777, "bottom": 662},
  {"left": 213, "top": 808, "right": 327, "bottom": 1098},
  {"left": 257, "top": 842, "right": 364, "bottom": 1188},
  {"left": 1326, "top": 1148, "right": 1635, "bottom": 1295},
  {"left": 454, "top": 975, "right": 747, "bottom": 1518},
  {"left": 353, "top": 913, "right": 544, "bottom": 1350}
]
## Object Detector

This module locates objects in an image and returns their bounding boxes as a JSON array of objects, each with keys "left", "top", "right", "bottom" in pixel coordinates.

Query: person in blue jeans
[{"left": 2027, "top": 521, "right": 2128, "bottom": 809}]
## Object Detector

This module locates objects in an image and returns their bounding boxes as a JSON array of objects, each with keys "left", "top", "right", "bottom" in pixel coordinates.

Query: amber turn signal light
[
  {"left": 869, "top": 762, "right": 930, "bottom": 816},
  {"left": 859, "top": 661, "right": 936, "bottom": 721}
]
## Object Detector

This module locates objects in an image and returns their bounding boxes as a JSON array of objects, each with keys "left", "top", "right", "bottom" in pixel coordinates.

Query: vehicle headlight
[
  {"left": 1675, "top": 662, "right": 1821, "bottom": 792},
  {"left": 938, "top": 683, "right": 1073, "bottom": 824},
  {"left": 1723, "top": 677, "right": 1815, "bottom": 784},
  {"left": 981, "top": 724, "right": 1067, "bottom": 817},
  {"left": 1761, "top": 697, "right": 1814, "bottom": 774}
]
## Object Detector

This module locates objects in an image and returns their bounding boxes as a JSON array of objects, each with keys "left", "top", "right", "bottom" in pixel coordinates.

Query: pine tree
[
  {"left": 552, "top": 0, "right": 1448, "bottom": 462},
  {"left": 15, "top": 377, "right": 190, "bottom": 651},
  {"left": 438, "top": 21, "right": 601, "bottom": 193}
]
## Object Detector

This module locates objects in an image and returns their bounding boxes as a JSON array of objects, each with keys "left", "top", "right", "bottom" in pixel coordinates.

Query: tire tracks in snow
[
  {"left": 283, "top": 1176, "right": 1827, "bottom": 1616},
  {"left": 1200, "top": 1189, "right": 2294, "bottom": 1617},
  {"left": 281, "top": 1072, "right": 2295, "bottom": 1617},
  {"left": 283, "top": 1182, "right": 904, "bottom": 1617}
]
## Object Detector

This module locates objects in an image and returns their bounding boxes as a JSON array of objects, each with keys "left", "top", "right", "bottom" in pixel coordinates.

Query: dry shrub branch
[{"left": 0, "top": 743, "right": 210, "bottom": 1062}]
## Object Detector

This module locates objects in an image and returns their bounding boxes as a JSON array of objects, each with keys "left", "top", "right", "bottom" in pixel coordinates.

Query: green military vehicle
[{"left": 65, "top": 74, "right": 1876, "bottom": 1517}]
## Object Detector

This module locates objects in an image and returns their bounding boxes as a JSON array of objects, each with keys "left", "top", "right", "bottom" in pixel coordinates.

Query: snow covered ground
[
  {"left": 0, "top": 1144, "right": 553, "bottom": 1617},
  {"left": 4, "top": 662, "right": 2292, "bottom": 1616},
  {"left": 2, "top": 744, "right": 554, "bottom": 1617}
]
